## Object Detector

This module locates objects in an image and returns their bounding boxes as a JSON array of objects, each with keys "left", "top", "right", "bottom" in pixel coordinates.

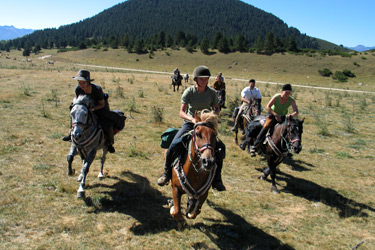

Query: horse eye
[{"left": 196, "top": 132, "right": 202, "bottom": 139}]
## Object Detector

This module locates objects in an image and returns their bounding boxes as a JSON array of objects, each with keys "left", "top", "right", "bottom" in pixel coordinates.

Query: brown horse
[
  {"left": 258, "top": 116, "right": 304, "bottom": 193},
  {"left": 169, "top": 111, "right": 218, "bottom": 221},
  {"left": 234, "top": 98, "right": 261, "bottom": 144}
]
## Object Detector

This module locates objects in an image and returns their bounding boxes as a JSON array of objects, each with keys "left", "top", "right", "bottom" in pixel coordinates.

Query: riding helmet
[{"left": 193, "top": 65, "right": 211, "bottom": 80}]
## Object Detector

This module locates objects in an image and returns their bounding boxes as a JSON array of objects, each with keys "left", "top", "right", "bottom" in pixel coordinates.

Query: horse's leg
[
  {"left": 267, "top": 158, "right": 279, "bottom": 194},
  {"left": 98, "top": 148, "right": 107, "bottom": 180},
  {"left": 170, "top": 185, "right": 182, "bottom": 221},
  {"left": 77, "top": 150, "right": 97, "bottom": 198},
  {"left": 67, "top": 145, "right": 77, "bottom": 176},
  {"left": 187, "top": 192, "right": 208, "bottom": 219}
]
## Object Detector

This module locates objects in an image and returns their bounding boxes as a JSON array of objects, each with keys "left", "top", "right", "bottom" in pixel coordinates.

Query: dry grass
[{"left": 0, "top": 49, "right": 375, "bottom": 250}]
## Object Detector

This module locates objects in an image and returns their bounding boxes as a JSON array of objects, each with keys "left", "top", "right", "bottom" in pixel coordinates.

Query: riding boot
[
  {"left": 212, "top": 159, "right": 226, "bottom": 191},
  {"left": 157, "top": 149, "right": 173, "bottom": 186},
  {"left": 106, "top": 127, "right": 115, "bottom": 153},
  {"left": 62, "top": 132, "right": 71, "bottom": 142},
  {"left": 250, "top": 127, "right": 267, "bottom": 155}
]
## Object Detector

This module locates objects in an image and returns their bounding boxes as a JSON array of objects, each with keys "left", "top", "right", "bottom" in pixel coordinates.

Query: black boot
[
  {"left": 212, "top": 159, "right": 226, "bottom": 191},
  {"left": 62, "top": 133, "right": 71, "bottom": 142},
  {"left": 157, "top": 164, "right": 172, "bottom": 186},
  {"left": 250, "top": 127, "right": 267, "bottom": 155}
]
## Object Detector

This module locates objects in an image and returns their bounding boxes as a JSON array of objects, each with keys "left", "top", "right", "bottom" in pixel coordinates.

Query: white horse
[{"left": 67, "top": 95, "right": 124, "bottom": 198}]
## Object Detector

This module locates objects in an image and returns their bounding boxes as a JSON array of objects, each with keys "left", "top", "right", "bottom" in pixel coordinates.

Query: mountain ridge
[{"left": 0, "top": 25, "right": 34, "bottom": 41}]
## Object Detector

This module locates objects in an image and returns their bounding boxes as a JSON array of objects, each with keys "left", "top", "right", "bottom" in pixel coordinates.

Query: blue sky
[{"left": 1, "top": 0, "right": 374, "bottom": 47}]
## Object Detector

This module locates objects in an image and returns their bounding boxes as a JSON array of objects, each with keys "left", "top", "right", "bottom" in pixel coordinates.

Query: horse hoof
[
  {"left": 170, "top": 206, "right": 175, "bottom": 216},
  {"left": 258, "top": 175, "right": 266, "bottom": 180},
  {"left": 168, "top": 199, "right": 174, "bottom": 208},
  {"left": 187, "top": 213, "right": 197, "bottom": 219},
  {"left": 77, "top": 191, "right": 85, "bottom": 198},
  {"left": 68, "top": 168, "right": 75, "bottom": 176},
  {"left": 98, "top": 173, "right": 104, "bottom": 180},
  {"left": 271, "top": 187, "right": 280, "bottom": 194},
  {"left": 77, "top": 174, "right": 83, "bottom": 182}
]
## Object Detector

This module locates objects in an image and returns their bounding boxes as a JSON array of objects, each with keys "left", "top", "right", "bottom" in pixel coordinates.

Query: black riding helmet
[{"left": 193, "top": 65, "right": 211, "bottom": 81}]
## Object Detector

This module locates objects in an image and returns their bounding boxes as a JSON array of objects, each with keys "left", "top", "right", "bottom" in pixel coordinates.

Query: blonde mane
[{"left": 198, "top": 109, "right": 219, "bottom": 131}]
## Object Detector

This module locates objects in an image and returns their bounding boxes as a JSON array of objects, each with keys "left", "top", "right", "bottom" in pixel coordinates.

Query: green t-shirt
[
  {"left": 181, "top": 86, "right": 218, "bottom": 118},
  {"left": 271, "top": 93, "right": 293, "bottom": 116}
]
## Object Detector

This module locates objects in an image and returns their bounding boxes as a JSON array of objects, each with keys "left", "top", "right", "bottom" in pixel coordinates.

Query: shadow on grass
[
  {"left": 191, "top": 200, "right": 294, "bottom": 250},
  {"left": 256, "top": 157, "right": 375, "bottom": 218},
  {"left": 278, "top": 171, "right": 375, "bottom": 218},
  {"left": 83, "top": 170, "right": 178, "bottom": 234}
]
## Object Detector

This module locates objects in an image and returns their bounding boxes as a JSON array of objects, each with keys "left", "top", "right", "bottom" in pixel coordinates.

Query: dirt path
[{"left": 76, "top": 63, "right": 375, "bottom": 95}]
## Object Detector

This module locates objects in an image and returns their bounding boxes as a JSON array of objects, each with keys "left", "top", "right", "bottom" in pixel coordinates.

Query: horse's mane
[
  {"left": 199, "top": 109, "right": 219, "bottom": 131},
  {"left": 74, "top": 95, "right": 92, "bottom": 107}
]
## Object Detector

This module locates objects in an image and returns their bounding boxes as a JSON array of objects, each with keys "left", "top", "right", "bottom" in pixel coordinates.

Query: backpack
[{"left": 160, "top": 128, "right": 179, "bottom": 149}]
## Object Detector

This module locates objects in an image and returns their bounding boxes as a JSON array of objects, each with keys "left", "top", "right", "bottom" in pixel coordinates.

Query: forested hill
[{"left": 3, "top": 0, "right": 342, "bottom": 51}]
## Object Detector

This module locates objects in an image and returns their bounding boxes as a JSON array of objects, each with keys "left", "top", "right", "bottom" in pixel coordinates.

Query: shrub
[
  {"left": 318, "top": 68, "right": 332, "bottom": 77},
  {"left": 342, "top": 69, "right": 356, "bottom": 78},
  {"left": 333, "top": 71, "right": 348, "bottom": 82},
  {"left": 151, "top": 106, "right": 163, "bottom": 123}
]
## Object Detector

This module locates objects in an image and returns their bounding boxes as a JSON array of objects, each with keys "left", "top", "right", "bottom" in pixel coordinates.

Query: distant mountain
[
  {"left": 0, "top": 25, "right": 34, "bottom": 41},
  {"left": 348, "top": 45, "right": 375, "bottom": 52}
]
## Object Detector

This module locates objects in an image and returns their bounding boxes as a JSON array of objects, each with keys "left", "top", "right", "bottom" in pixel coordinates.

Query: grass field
[{"left": 0, "top": 48, "right": 375, "bottom": 250}]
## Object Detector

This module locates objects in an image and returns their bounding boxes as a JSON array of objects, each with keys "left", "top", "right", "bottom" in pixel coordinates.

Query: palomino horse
[
  {"left": 234, "top": 98, "right": 261, "bottom": 144},
  {"left": 66, "top": 95, "right": 124, "bottom": 198},
  {"left": 256, "top": 116, "right": 304, "bottom": 193},
  {"left": 169, "top": 111, "right": 218, "bottom": 221},
  {"left": 171, "top": 74, "right": 183, "bottom": 92}
]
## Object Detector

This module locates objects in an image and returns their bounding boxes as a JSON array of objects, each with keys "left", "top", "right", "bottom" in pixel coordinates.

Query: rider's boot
[
  {"left": 62, "top": 132, "right": 71, "bottom": 142},
  {"left": 250, "top": 127, "right": 267, "bottom": 156},
  {"left": 157, "top": 164, "right": 172, "bottom": 186},
  {"left": 212, "top": 159, "right": 226, "bottom": 191},
  {"left": 107, "top": 127, "right": 115, "bottom": 153}
]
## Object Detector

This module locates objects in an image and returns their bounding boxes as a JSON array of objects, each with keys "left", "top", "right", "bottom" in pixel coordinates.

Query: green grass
[{"left": 0, "top": 48, "right": 375, "bottom": 250}]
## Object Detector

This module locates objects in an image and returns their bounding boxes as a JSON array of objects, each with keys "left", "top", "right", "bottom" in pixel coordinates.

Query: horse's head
[
  {"left": 70, "top": 95, "right": 93, "bottom": 141},
  {"left": 192, "top": 111, "right": 218, "bottom": 172},
  {"left": 286, "top": 116, "right": 304, "bottom": 154},
  {"left": 250, "top": 98, "right": 261, "bottom": 116}
]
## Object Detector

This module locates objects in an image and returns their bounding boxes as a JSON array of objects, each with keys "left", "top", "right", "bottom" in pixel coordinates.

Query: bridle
[
  {"left": 281, "top": 119, "right": 302, "bottom": 151},
  {"left": 188, "top": 122, "right": 216, "bottom": 172},
  {"left": 70, "top": 102, "right": 93, "bottom": 130}
]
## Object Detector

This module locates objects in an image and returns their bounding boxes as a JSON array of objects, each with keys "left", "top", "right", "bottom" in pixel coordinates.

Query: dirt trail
[{"left": 76, "top": 63, "right": 375, "bottom": 95}]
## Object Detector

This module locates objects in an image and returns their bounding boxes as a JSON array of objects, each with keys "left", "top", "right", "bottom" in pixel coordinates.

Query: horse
[
  {"left": 171, "top": 74, "right": 183, "bottom": 92},
  {"left": 169, "top": 111, "right": 218, "bottom": 222},
  {"left": 184, "top": 73, "right": 189, "bottom": 83},
  {"left": 233, "top": 98, "right": 261, "bottom": 145},
  {"left": 251, "top": 116, "right": 304, "bottom": 193},
  {"left": 66, "top": 95, "right": 124, "bottom": 198}
]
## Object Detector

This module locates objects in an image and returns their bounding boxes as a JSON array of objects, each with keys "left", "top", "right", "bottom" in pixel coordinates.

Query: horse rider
[
  {"left": 157, "top": 65, "right": 226, "bottom": 191},
  {"left": 232, "top": 79, "right": 262, "bottom": 131},
  {"left": 250, "top": 83, "right": 298, "bottom": 156},
  {"left": 184, "top": 73, "right": 189, "bottom": 83},
  {"left": 173, "top": 67, "right": 181, "bottom": 78},
  {"left": 62, "top": 69, "right": 122, "bottom": 153},
  {"left": 216, "top": 72, "right": 224, "bottom": 82}
]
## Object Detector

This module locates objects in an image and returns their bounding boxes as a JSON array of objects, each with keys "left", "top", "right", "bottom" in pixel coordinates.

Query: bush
[
  {"left": 333, "top": 71, "right": 348, "bottom": 82},
  {"left": 318, "top": 68, "right": 332, "bottom": 77},
  {"left": 342, "top": 69, "right": 356, "bottom": 78}
]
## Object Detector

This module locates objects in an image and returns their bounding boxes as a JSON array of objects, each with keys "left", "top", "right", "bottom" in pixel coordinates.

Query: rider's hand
[
  {"left": 275, "top": 115, "right": 282, "bottom": 123},
  {"left": 191, "top": 118, "right": 197, "bottom": 124}
]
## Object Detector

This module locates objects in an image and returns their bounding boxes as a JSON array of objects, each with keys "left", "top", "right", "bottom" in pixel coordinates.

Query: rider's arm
[
  {"left": 91, "top": 99, "right": 105, "bottom": 112},
  {"left": 290, "top": 99, "right": 299, "bottom": 117},
  {"left": 266, "top": 96, "right": 279, "bottom": 119},
  {"left": 179, "top": 103, "right": 196, "bottom": 123},
  {"left": 241, "top": 97, "right": 250, "bottom": 104}
]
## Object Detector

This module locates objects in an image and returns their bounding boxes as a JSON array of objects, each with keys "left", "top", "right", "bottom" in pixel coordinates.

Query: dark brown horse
[
  {"left": 169, "top": 111, "right": 218, "bottom": 221},
  {"left": 234, "top": 98, "right": 261, "bottom": 144},
  {"left": 171, "top": 74, "right": 183, "bottom": 92},
  {"left": 257, "top": 116, "right": 304, "bottom": 193}
]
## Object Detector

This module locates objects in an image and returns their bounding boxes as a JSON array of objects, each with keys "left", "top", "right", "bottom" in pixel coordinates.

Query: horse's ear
[
  {"left": 301, "top": 117, "right": 305, "bottom": 123},
  {"left": 194, "top": 111, "right": 201, "bottom": 122}
]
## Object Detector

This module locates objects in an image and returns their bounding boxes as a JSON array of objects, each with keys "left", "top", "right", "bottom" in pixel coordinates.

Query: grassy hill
[{"left": 0, "top": 49, "right": 375, "bottom": 249}]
